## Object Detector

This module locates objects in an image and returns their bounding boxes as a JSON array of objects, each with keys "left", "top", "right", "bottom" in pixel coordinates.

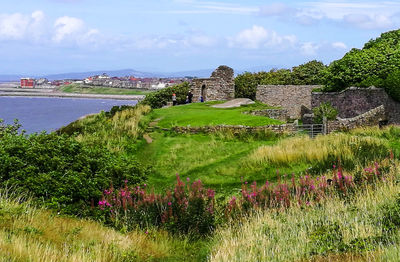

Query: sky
[{"left": 1, "top": 0, "right": 400, "bottom": 75}]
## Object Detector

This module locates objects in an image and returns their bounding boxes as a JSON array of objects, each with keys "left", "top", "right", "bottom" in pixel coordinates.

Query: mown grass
[
  {"left": 210, "top": 161, "right": 400, "bottom": 261},
  {"left": 149, "top": 101, "right": 283, "bottom": 128},
  {"left": 0, "top": 188, "right": 211, "bottom": 262},
  {"left": 59, "top": 84, "right": 152, "bottom": 95}
]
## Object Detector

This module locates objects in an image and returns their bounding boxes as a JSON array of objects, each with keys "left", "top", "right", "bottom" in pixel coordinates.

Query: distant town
[{"left": 20, "top": 73, "right": 196, "bottom": 90}]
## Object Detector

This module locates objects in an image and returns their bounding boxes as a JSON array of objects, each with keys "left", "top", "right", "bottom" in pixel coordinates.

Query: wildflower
[{"left": 168, "top": 202, "right": 172, "bottom": 206}]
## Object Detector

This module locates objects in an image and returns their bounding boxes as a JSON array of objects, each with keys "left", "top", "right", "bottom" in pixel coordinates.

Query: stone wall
[
  {"left": 190, "top": 65, "right": 235, "bottom": 102},
  {"left": 172, "top": 124, "right": 296, "bottom": 134},
  {"left": 327, "top": 105, "right": 387, "bottom": 133},
  {"left": 244, "top": 109, "right": 288, "bottom": 121},
  {"left": 312, "top": 87, "right": 400, "bottom": 124},
  {"left": 256, "top": 85, "right": 320, "bottom": 119}
]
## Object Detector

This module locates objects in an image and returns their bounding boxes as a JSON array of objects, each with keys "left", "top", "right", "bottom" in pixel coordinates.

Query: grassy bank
[
  {"left": 59, "top": 84, "right": 152, "bottom": 96},
  {"left": 0, "top": 188, "right": 211, "bottom": 262},
  {"left": 210, "top": 162, "right": 400, "bottom": 261}
]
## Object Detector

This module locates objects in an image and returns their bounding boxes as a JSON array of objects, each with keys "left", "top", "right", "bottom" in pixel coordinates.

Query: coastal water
[{"left": 0, "top": 97, "right": 137, "bottom": 133}]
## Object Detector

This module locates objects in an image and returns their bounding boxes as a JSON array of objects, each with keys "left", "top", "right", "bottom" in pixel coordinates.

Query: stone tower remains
[{"left": 190, "top": 65, "right": 235, "bottom": 102}]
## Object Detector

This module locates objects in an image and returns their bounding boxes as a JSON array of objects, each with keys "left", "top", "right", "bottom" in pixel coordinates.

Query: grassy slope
[
  {"left": 150, "top": 101, "right": 282, "bottom": 128},
  {"left": 210, "top": 163, "right": 400, "bottom": 261},
  {"left": 0, "top": 190, "right": 210, "bottom": 262},
  {"left": 59, "top": 84, "right": 152, "bottom": 95}
]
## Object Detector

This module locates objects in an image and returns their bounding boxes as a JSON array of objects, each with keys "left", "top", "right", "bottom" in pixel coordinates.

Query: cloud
[
  {"left": 332, "top": 42, "right": 347, "bottom": 49},
  {"left": 343, "top": 13, "right": 393, "bottom": 29},
  {"left": 52, "top": 16, "right": 101, "bottom": 46},
  {"left": 259, "top": 3, "right": 296, "bottom": 16},
  {"left": 229, "top": 25, "right": 297, "bottom": 49},
  {"left": 0, "top": 11, "right": 47, "bottom": 41},
  {"left": 0, "top": 13, "right": 30, "bottom": 40},
  {"left": 300, "top": 42, "right": 319, "bottom": 56},
  {"left": 53, "top": 16, "right": 85, "bottom": 42}
]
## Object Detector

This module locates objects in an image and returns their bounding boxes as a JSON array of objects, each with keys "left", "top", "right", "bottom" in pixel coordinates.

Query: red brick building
[{"left": 20, "top": 78, "right": 35, "bottom": 88}]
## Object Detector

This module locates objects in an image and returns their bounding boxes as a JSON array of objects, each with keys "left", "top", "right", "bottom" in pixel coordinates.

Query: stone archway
[{"left": 201, "top": 84, "right": 207, "bottom": 101}]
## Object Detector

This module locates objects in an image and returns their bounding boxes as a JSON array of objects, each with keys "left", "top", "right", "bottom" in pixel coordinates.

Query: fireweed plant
[{"left": 99, "top": 156, "right": 393, "bottom": 236}]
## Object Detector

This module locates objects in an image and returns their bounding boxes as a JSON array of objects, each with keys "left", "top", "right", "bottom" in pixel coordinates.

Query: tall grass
[
  {"left": 247, "top": 133, "right": 389, "bottom": 172},
  {"left": 210, "top": 161, "right": 400, "bottom": 261},
  {"left": 62, "top": 104, "right": 151, "bottom": 152},
  {"left": 0, "top": 187, "right": 209, "bottom": 262}
]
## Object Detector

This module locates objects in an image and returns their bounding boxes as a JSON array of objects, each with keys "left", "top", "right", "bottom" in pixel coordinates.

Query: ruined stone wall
[
  {"left": 312, "top": 87, "right": 400, "bottom": 124},
  {"left": 327, "top": 105, "right": 387, "bottom": 132},
  {"left": 256, "top": 85, "right": 320, "bottom": 119},
  {"left": 172, "top": 124, "right": 296, "bottom": 134},
  {"left": 190, "top": 65, "right": 235, "bottom": 102}
]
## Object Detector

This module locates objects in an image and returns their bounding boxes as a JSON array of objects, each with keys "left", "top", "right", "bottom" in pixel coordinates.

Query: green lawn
[
  {"left": 150, "top": 101, "right": 283, "bottom": 128},
  {"left": 59, "top": 84, "right": 152, "bottom": 95}
]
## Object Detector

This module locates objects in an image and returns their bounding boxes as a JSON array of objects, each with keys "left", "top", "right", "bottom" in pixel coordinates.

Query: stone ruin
[{"left": 190, "top": 65, "right": 235, "bottom": 102}]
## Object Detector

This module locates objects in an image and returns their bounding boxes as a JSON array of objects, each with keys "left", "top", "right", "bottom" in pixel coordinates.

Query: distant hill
[{"left": 0, "top": 65, "right": 278, "bottom": 82}]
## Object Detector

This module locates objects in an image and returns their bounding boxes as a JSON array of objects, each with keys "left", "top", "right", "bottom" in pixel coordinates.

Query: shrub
[
  {"left": 140, "top": 82, "right": 190, "bottom": 109},
  {"left": 313, "top": 102, "right": 338, "bottom": 124},
  {"left": 0, "top": 120, "right": 148, "bottom": 215},
  {"left": 384, "top": 69, "right": 400, "bottom": 102},
  {"left": 100, "top": 175, "right": 216, "bottom": 236}
]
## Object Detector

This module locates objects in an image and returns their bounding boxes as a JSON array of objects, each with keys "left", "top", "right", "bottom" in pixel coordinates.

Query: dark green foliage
[
  {"left": 0, "top": 121, "right": 147, "bottom": 215},
  {"left": 383, "top": 69, "right": 400, "bottom": 101},
  {"left": 323, "top": 29, "right": 400, "bottom": 99},
  {"left": 234, "top": 60, "right": 326, "bottom": 100},
  {"left": 291, "top": 60, "right": 327, "bottom": 85},
  {"left": 309, "top": 221, "right": 346, "bottom": 255},
  {"left": 140, "top": 82, "right": 190, "bottom": 108},
  {"left": 313, "top": 102, "right": 338, "bottom": 124},
  {"left": 380, "top": 194, "right": 400, "bottom": 234}
]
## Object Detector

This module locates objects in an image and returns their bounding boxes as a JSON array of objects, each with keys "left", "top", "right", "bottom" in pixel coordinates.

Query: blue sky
[{"left": 1, "top": 0, "right": 400, "bottom": 75}]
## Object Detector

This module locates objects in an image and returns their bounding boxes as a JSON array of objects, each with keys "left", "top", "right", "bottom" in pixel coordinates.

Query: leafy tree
[
  {"left": 313, "top": 102, "right": 338, "bottom": 124},
  {"left": 384, "top": 69, "right": 400, "bottom": 101},
  {"left": 323, "top": 29, "right": 400, "bottom": 98},
  {"left": 291, "top": 60, "right": 327, "bottom": 85},
  {"left": 141, "top": 82, "right": 190, "bottom": 108}
]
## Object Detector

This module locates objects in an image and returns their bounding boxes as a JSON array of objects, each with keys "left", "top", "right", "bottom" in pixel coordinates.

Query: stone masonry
[
  {"left": 327, "top": 105, "right": 388, "bottom": 133},
  {"left": 256, "top": 85, "right": 320, "bottom": 119},
  {"left": 190, "top": 65, "right": 235, "bottom": 102},
  {"left": 312, "top": 87, "right": 400, "bottom": 124}
]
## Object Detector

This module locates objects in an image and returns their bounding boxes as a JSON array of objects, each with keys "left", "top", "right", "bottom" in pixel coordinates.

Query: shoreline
[{"left": 0, "top": 91, "right": 145, "bottom": 100}]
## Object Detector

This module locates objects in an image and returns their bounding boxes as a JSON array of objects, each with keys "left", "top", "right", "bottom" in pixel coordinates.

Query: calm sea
[{"left": 0, "top": 97, "right": 138, "bottom": 133}]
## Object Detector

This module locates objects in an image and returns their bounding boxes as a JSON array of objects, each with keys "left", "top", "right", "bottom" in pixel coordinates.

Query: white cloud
[
  {"left": 0, "top": 13, "right": 30, "bottom": 40},
  {"left": 300, "top": 42, "right": 319, "bottom": 56},
  {"left": 229, "top": 25, "right": 297, "bottom": 49},
  {"left": 53, "top": 16, "right": 85, "bottom": 43},
  {"left": 332, "top": 42, "right": 347, "bottom": 49},
  {"left": 343, "top": 13, "right": 393, "bottom": 29}
]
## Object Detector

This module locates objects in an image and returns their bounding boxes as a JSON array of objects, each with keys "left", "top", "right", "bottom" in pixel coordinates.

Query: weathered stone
[
  {"left": 327, "top": 105, "right": 388, "bottom": 132},
  {"left": 190, "top": 65, "right": 235, "bottom": 102},
  {"left": 256, "top": 85, "right": 320, "bottom": 119},
  {"left": 312, "top": 87, "right": 400, "bottom": 124}
]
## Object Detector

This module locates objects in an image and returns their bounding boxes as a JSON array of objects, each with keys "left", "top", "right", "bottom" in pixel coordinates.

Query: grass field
[
  {"left": 149, "top": 101, "right": 283, "bottom": 128},
  {"left": 59, "top": 84, "right": 152, "bottom": 96}
]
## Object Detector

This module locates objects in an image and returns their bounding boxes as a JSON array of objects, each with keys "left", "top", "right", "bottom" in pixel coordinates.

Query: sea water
[{"left": 0, "top": 96, "right": 137, "bottom": 133}]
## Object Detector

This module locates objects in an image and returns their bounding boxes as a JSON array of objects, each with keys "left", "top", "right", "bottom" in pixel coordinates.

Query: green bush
[
  {"left": 384, "top": 69, "right": 400, "bottom": 102},
  {"left": 140, "top": 82, "right": 190, "bottom": 109},
  {"left": 0, "top": 121, "right": 148, "bottom": 215},
  {"left": 312, "top": 102, "right": 338, "bottom": 124}
]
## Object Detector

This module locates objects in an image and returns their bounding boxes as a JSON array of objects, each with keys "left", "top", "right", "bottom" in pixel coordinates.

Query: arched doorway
[{"left": 201, "top": 84, "right": 206, "bottom": 101}]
